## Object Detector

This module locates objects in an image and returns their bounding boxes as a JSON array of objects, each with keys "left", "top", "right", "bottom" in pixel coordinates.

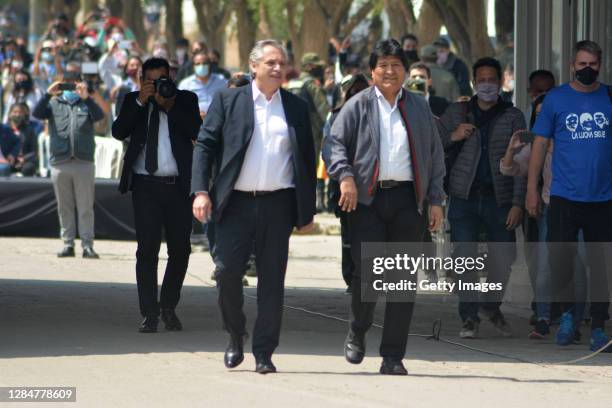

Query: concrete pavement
[{"left": 1, "top": 235, "right": 611, "bottom": 407}]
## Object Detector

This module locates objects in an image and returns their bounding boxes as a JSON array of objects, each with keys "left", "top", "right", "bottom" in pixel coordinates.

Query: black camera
[{"left": 154, "top": 77, "right": 177, "bottom": 99}]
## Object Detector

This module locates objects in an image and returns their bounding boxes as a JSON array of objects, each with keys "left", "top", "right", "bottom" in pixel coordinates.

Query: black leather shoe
[
  {"left": 139, "top": 316, "right": 158, "bottom": 333},
  {"left": 57, "top": 246, "right": 75, "bottom": 258},
  {"left": 255, "top": 356, "right": 277, "bottom": 374},
  {"left": 161, "top": 308, "right": 183, "bottom": 331},
  {"left": 379, "top": 358, "right": 408, "bottom": 375},
  {"left": 224, "top": 335, "right": 245, "bottom": 368},
  {"left": 344, "top": 330, "right": 365, "bottom": 364},
  {"left": 82, "top": 247, "right": 99, "bottom": 259}
]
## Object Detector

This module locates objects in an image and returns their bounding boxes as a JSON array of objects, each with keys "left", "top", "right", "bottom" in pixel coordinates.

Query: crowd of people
[{"left": 1, "top": 8, "right": 611, "bottom": 375}]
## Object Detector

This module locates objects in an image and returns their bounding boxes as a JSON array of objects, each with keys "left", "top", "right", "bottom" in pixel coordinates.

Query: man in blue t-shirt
[{"left": 528, "top": 40, "right": 612, "bottom": 352}]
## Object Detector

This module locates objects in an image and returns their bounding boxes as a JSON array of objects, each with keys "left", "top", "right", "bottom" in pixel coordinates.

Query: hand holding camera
[{"left": 138, "top": 77, "right": 177, "bottom": 111}]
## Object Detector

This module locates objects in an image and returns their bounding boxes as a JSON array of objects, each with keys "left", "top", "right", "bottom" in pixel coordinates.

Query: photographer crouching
[
  {"left": 32, "top": 61, "right": 105, "bottom": 259},
  {"left": 112, "top": 58, "right": 201, "bottom": 333}
]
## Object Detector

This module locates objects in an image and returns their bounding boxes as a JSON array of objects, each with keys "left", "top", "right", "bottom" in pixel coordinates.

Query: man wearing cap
[
  {"left": 433, "top": 37, "right": 472, "bottom": 96},
  {"left": 405, "top": 62, "right": 450, "bottom": 117},
  {"left": 420, "top": 45, "right": 461, "bottom": 103},
  {"left": 288, "top": 53, "right": 330, "bottom": 211}
]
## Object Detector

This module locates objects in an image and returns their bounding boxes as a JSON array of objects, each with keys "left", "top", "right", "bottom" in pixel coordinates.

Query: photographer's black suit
[{"left": 112, "top": 90, "right": 202, "bottom": 319}]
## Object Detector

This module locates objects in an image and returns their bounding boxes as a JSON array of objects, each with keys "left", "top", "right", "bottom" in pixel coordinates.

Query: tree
[
  {"left": 191, "top": 0, "right": 233, "bottom": 53},
  {"left": 164, "top": 0, "right": 183, "bottom": 53},
  {"left": 285, "top": 0, "right": 375, "bottom": 63}
]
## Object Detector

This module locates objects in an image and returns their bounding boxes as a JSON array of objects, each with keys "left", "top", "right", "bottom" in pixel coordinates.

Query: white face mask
[
  {"left": 110, "top": 33, "right": 124, "bottom": 43},
  {"left": 176, "top": 49, "right": 186, "bottom": 62}
]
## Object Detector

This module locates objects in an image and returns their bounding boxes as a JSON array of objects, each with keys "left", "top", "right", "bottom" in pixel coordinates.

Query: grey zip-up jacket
[
  {"left": 437, "top": 100, "right": 527, "bottom": 207},
  {"left": 33, "top": 93, "right": 105, "bottom": 165},
  {"left": 322, "top": 86, "right": 446, "bottom": 213}
]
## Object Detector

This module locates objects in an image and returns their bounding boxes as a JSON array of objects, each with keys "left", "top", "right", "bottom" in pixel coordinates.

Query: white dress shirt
[
  {"left": 178, "top": 74, "right": 227, "bottom": 113},
  {"left": 233, "top": 82, "right": 294, "bottom": 191},
  {"left": 375, "top": 87, "right": 413, "bottom": 181},
  {"left": 133, "top": 100, "right": 179, "bottom": 176}
]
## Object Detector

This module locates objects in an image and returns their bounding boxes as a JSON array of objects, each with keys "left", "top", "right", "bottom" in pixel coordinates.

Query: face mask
[
  {"left": 210, "top": 61, "right": 219, "bottom": 70},
  {"left": 176, "top": 49, "right": 186, "bottom": 62},
  {"left": 152, "top": 48, "right": 168, "bottom": 59},
  {"left": 110, "top": 33, "right": 124, "bottom": 43},
  {"left": 6, "top": 50, "right": 14, "bottom": 59},
  {"left": 41, "top": 51, "right": 54, "bottom": 63},
  {"left": 126, "top": 68, "right": 139, "bottom": 78},
  {"left": 10, "top": 114, "right": 28, "bottom": 128},
  {"left": 575, "top": 66, "right": 599, "bottom": 86},
  {"left": 62, "top": 90, "right": 80, "bottom": 103},
  {"left": 310, "top": 66, "right": 325, "bottom": 81},
  {"left": 404, "top": 50, "right": 418, "bottom": 62},
  {"left": 436, "top": 50, "right": 449, "bottom": 65},
  {"left": 475, "top": 82, "right": 499, "bottom": 102},
  {"left": 14, "top": 79, "right": 32, "bottom": 92},
  {"left": 194, "top": 63, "right": 210, "bottom": 77},
  {"left": 11, "top": 60, "right": 23, "bottom": 70}
]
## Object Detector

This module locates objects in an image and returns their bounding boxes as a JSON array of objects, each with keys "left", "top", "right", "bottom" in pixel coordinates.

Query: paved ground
[{"left": 1, "top": 231, "right": 611, "bottom": 407}]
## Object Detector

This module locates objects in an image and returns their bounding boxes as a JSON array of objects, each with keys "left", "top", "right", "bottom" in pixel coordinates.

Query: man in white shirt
[
  {"left": 178, "top": 51, "right": 227, "bottom": 117},
  {"left": 191, "top": 40, "right": 316, "bottom": 374},
  {"left": 323, "top": 39, "right": 446, "bottom": 375},
  {"left": 112, "top": 58, "right": 202, "bottom": 334}
]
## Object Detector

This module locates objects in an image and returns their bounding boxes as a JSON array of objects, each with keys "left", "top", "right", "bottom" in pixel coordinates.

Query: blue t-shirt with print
[{"left": 532, "top": 83, "right": 612, "bottom": 202}]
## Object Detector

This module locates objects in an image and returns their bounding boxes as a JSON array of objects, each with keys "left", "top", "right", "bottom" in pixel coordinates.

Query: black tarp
[{"left": 0, "top": 177, "right": 135, "bottom": 240}]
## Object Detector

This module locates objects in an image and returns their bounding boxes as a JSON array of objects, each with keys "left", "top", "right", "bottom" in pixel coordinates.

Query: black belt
[
  {"left": 378, "top": 180, "right": 413, "bottom": 189},
  {"left": 234, "top": 188, "right": 294, "bottom": 197},
  {"left": 133, "top": 173, "right": 178, "bottom": 184}
]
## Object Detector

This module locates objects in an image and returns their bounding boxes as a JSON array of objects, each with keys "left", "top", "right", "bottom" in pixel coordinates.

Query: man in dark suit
[
  {"left": 112, "top": 58, "right": 202, "bottom": 333},
  {"left": 408, "top": 62, "right": 450, "bottom": 117},
  {"left": 192, "top": 39, "right": 316, "bottom": 374}
]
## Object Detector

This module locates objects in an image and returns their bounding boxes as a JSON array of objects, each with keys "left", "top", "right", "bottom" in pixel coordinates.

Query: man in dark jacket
[
  {"left": 33, "top": 65, "right": 105, "bottom": 258},
  {"left": 112, "top": 57, "right": 202, "bottom": 333},
  {"left": 434, "top": 37, "right": 472, "bottom": 96},
  {"left": 438, "top": 57, "right": 526, "bottom": 339}
]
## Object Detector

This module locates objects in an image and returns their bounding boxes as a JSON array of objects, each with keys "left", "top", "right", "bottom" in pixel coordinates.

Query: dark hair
[
  {"left": 210, "top": 49, "right": 221, "bottom": 59},
  {"left": 472, "top": 57, "right": 502, "bottom": 80},
  {"left": 400, "top": 33, "right": 418, "bottom": 45},
  {"left": 573, "top": 40, "right": 602, "bottom": 62},
  {"left": 409, "top": 62, "right": 430, "bottom": 78},
  {"left": 141, "top": 57, "right": 170, "bottom": 78},
  {"left": 192, "top": 51, "right": 208, "bottom": 63},
  {"left": 9, "top": 102, "right": 30, "bottom": 114},
  {"left": 369, "top": 39, "right": 409, "bottom": 71},
  {"left": 528, "top": 69, "right": 556, "bottom": 85},
  {"left": 176, "top": 38, "right": 189, "bottom": 48},
  {"left": 529, "top": 93, "right": 547, "bottom": 130},
  {"left": 228, "top": 75, "right": 250, "bottom": 88}
]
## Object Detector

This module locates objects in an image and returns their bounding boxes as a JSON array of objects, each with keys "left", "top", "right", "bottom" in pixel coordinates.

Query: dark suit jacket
[
  {"left": 111, "top": 90, "right": 202, "bottom": 196},
  {"left": 191, "top": 85, "right": 316, "bottom": 228},
  {"left": 429, "top": 95, "right": 450, "bottom": 118}
]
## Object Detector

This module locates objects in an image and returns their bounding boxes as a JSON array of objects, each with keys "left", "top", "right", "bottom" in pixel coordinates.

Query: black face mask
[
  {"left": 210, "top": 61, "right": 219, "bottom": 71},
  {"left": 10, "top": 114, "right": 28, "bottom": 128},
  {"left": 404, "top": 50, "right": 418, "bottom": 62},
  {"left": 575, "top": 66, "right": 599, "bottom": 86},
  {"left": 310, "top": 66, "right": 325, "bottom": 82},
  {"left": 14, "top": 80, "right": 32, "bottom": 93}
]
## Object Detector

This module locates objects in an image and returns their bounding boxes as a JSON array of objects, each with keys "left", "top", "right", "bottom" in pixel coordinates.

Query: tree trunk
[
  {"left": 466, "top": 0, "right": 494, "bottom": 61},
  {"left": 29, "top": 0, "right": 46, "bottom": 52},
  {"left": 416, "top": 1, "right": 442, "bottom": 46},
  {"left": 123, "top": 0, "right": 147, "bottom": 48},
  {"left": 105, "top": 0, "right": 123, "bottom": 17},
  {"left": 298, "top": 0, "right": 331, "bottom": 62},
  {"left": 386, "top": 0, "right": 417, "bottom": 40},
  {"left": 235, "top": 0, "right": 257, "bottom": 70},
  {"left": 495, "top": 0, "right": 514, "bottom": 48},
  {"left": 164, "top": 0, "right": 184, "bottom": 54}
]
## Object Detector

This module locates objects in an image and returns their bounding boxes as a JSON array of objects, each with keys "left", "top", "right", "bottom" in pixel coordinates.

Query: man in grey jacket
[
  {"left": 438, "top": 57, "right": 526, "bottom": 339},
  {"left": 33, "top": 63, "right": 105, "bottom": 258},
  {"left": 323, "top": 39, "right": 446, "bottom": 375}
]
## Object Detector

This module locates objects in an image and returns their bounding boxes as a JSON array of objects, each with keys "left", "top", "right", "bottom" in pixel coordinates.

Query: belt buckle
[{"left": 379, "top": 180, "right": 393, "bottom": 189}]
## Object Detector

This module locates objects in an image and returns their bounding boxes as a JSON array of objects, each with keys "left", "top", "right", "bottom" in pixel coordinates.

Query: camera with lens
[{"left": 154, "top": 76, "right": 177, "bottom": 99}]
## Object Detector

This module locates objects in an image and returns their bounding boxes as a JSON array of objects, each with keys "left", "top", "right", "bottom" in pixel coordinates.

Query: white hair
[{"left": 248, "top": 39, "right": 288, "bottom": 76}]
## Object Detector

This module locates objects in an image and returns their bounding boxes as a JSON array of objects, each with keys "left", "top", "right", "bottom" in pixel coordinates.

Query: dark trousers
[
  {"left": 348, "top": 184, "right": 426, "bottom": 360},
  {"left": 339, "top": 212, "right": 355, "bottom": 287},
  {"left": 547, "top": 196, "right": 611, "bottom": 329},
  {"left": 214, "top": 189, "right": 296, "bottom": 358},
  {"left": 132, "top": 176, "right": 192, "bottom": 317},
  {"left": 448, "top": 195, "right": 516, "bottom": 322}
]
